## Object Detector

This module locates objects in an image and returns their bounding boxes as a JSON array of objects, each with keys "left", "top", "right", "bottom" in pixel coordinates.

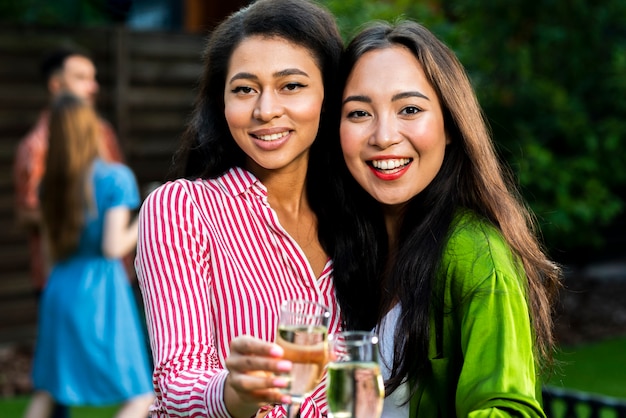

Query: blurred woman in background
[{"left": 24, "top": 93, "right": 154, "bottom": 418}]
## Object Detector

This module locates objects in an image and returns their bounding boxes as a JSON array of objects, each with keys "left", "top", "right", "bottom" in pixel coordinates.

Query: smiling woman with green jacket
[{"left": 331, "top": 19, "right": 561, "bottom": 417}]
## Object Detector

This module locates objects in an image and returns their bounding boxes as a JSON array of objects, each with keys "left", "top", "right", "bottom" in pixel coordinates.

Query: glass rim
[
  {"left": 279, "top": 299, "right": 331, "bottom": 325},
  {"left": 280, "top": 299, "right": 330, "bottom": 313},
  {"left": 329, "top": 330, "right": 379, "bottom": 344}
]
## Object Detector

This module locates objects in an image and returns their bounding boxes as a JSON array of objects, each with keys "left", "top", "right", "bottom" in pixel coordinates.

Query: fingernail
[
  {"left": 280, "top": 395, "right": 291, "bottom": 404},
  {"left": 272, "top": 377, "right": 289, "bottom": 388},
  {"left": 276, "top": 360, "right": 292, "bottom": 372},
  {"left": 269, "top": 345, "right": 284, "bottom": 357}
]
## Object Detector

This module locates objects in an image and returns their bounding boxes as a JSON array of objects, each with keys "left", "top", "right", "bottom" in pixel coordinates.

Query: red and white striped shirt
[{"left": 136, "top": 167, "right": 341, "bottom": 418}]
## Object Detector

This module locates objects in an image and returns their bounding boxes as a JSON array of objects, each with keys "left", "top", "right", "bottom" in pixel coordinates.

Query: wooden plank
[
  {"left": 128, "top": 111, "right": 189, "bottom": 132},
  {"left": 129, "top": 60, "right": 202, "bottom": 85},
  {"left": 131, "top": 160, "right": 174, "bottom": 183},
  {"left": 0, "top": 272, "right": 33, "bottom": 296},
  {"left": 114, "top": 27, "right": 130, "bottom": 154},
  {"left": 0, "top": 324, "right": 37, "bottom": 346},
  {"left": 127, "top": 140, "right": 178, "bottom": 158},
  {"left": 0, "top": 231, "right": 24, "bottom": 247},
  {"left": 127, "top": 31, "right": 205, "bottom": 58},
  {"left": 0, "top": 245, "right": 29, "bottom": 270},
  {"left": 0, "top": 84, "right": 48, "bottom": 106},
  {"left": 0, "top": 297, "right": 37, "bottom": 322},
  {"left": 125, "top": 86, "right": 195, "bottom": 108},
  {"left": 0, "top": 26, "right": 109, "bottom": 49}
]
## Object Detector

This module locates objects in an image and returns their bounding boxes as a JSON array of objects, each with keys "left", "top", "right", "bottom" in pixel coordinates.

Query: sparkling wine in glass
[
  {"left": 276, "top": 299, "right": 331, "bottom": 416},
  {"left": 327, "top": 331, "right": 384, "bottom": 418}
]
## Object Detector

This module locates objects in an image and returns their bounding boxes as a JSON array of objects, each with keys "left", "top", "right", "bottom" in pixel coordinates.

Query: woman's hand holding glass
[
  {"left": 223, "top": 299, "right": 331, "bottom": 418},
  {"left": 224, "top": 335, "right": 292, "bottom": 418}
]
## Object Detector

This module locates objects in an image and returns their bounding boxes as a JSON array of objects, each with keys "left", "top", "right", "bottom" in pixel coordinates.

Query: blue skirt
[{"left": 32, "top": 256, "right": 153, "bottom": 405}]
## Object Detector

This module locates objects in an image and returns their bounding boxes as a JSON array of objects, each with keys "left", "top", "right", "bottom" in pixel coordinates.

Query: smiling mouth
[
  {"left": 369, "top": 158, "right": 412, "bottom": 172},
  {"left": 254, "top": 131, "right": 290, "bottom": 141}
]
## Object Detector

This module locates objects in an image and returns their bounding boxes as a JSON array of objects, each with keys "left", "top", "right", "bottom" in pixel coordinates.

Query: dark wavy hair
[{"left": 332, "top": 20, "right": 562, "bottom": 398}]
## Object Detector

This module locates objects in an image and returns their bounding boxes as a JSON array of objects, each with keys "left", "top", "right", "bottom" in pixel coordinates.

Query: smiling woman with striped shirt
[{"left": 134, "top": 1, "right": 344, "bottom": 417}]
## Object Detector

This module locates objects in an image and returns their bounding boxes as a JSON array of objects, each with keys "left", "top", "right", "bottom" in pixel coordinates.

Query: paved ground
[{"left": 554, "top": 260, "right": 626, "bottom": 345}]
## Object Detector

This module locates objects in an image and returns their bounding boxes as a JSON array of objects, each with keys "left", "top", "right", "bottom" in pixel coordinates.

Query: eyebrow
[
  {"left": 393, "top": 91, "right": 429, "bottom": 101},
  {"left": 343, "top": 91, "right": 430, "bottom": 105},
  {"left": 228, "top": 68, "right": 309, "bottom": 84}
]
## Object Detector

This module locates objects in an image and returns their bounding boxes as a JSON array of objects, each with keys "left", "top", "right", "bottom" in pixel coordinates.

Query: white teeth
[
  {"left": 371, "top": 158, "right": 410, "bottom": 170},
  {"left": 257, "top": 131, "right": 289, "bottom": 141}
]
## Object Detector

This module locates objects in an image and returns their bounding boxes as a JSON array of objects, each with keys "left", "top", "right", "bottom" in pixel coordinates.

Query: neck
[
  {"left": 248, "top": 162, "right": 309, "bottom": 216},
  {"left": 382, "top": 204, "right": 406, "bottom": 251}
]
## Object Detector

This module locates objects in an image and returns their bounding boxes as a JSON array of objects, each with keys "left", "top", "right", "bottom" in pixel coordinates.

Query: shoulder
[
  {"left": 92, "top": 160, "right": 139, "bottom": 201},
  {"left": 93, "top": 159, "right": 134, "bottom": 181},
  {"left": 445, "top": 209, "right": 509, "bottom": 257},
  {"left": 150, "top": 168, "right": 257, "bottom": 202},
  {"left": 142, "top": 178, "right": 214, "bottom": 212},
  {"left": 16, "top": 112, "right": 49, "bottom": 152},
  {"left": 97, "top": 116, "right": 117, "bottom": 136},
  {"left": 440, "top": 209, "right": 525, "bottom": 295}
]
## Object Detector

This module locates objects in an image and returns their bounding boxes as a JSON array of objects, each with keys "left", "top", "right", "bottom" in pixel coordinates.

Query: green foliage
[
  {"left": 323, "top": 0, "right": 444, "bottom": 41},
  {"left": 447, "top": 0, "right": 626, "bottom": 259},
  {"left": 0, "top": 0, "right": 113, "bottom": 27},
  {"left": 322, "top": 0, "right": 626, "bottom": 262}
]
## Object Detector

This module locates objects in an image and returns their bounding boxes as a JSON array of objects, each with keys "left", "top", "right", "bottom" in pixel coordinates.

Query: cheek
[
  {"left": 224, "top": 102, "right": 246, "bottom": 129},
  {"left": 409, "top": 120, "right": 447, "bottom": 154},
  {"left": 292, "top": 97, "right": 324, "bottom": 128},
  {"left": 339, "top": 124, "right": 360, "bottom": 159}
]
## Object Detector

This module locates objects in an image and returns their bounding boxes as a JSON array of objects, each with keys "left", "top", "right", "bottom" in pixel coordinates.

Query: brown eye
[
  {"left": 347, "top": 110, "right": 369, "bottom": 119},
  {"left": 284, "top": 82, "right": 306, "bottom": 91},
  {"left": 232, "top": 86, "right": 254, "bottom": 94},
  {"left": 400, "top": 106, "right": 421, "bottom": 115}
]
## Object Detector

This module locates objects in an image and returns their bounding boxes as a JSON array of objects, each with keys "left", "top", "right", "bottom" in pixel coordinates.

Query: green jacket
[{"left": 409, "top": 209, "right": 546, "bottom": 417}]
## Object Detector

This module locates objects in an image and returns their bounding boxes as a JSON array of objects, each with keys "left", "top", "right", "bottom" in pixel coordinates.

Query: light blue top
[{"left": 32, "top": 158, "right": 153, "bottom": 405}]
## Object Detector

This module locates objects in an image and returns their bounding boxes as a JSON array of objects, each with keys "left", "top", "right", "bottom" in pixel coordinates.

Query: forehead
[
  {"left": 62, "top": 55, "right": 96, "bottom": 74},
  {"left": 228, "top": 35, "right": 320, "bottom": 74},
  {"left": 345, "top": 46, "right": 434, "bottom": 94},
  {"left": 353, "top": 46, "right": 420, "bottom": 77}
]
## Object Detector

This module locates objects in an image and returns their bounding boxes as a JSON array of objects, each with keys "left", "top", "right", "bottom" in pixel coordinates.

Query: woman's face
[
  {"left": 224, "top": 35, "right": 324, "bottom": 175},
  {"left": 340, "top": 46, "right": 449, "bottom": 207}
]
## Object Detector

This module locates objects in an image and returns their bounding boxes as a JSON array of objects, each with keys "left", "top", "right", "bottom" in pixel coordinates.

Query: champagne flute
[
  {"left": 276, "top": 299, "right": 331, "bottom": 418},
  {"left": 327, "top": 331, "right": 384, "bottom": 418}
]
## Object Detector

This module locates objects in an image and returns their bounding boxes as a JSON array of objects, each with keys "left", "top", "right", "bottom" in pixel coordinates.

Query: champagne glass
[
  {"left": 276, "top": 299, "right": 331, "bottom": 418},
  {"left": 327, "top": 331, "right": 384, "bottom": 418}
]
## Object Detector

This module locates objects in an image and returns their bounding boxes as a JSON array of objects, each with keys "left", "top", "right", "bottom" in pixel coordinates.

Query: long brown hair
[{"left": 41, "top": 94, "right": 100, "bottom": 261}]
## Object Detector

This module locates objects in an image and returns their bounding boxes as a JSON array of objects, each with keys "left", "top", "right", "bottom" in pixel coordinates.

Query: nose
[
  {"left": 369, "top": 114, "right": 400, "bottom": 149},
  {"left": 253, "top": 91, "right": 283, "bottom": 121}
]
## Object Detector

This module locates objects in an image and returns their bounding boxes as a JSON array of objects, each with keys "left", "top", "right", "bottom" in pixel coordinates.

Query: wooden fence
[{"left": 0, "top": 25, "right": 205, "bottom": 345}]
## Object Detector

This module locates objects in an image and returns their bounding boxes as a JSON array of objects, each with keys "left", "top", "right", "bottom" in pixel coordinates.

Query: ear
[{"left": 48, "top": 74, "right": 62, "bottom": 96}]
